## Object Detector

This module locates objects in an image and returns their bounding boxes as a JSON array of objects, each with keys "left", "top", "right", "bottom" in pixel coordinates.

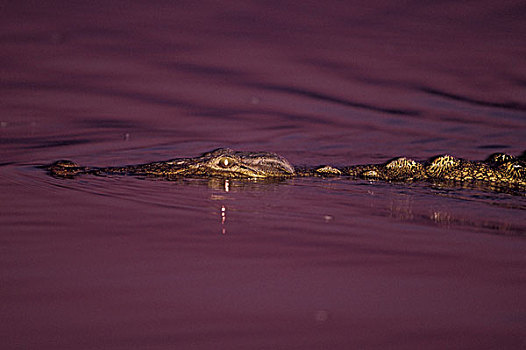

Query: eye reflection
[
  {"left": 218, "top": 157, "right": 235, "bottom": 168},
  {"left": 221, "top": 205, "right": 227, "bottom": 235}
]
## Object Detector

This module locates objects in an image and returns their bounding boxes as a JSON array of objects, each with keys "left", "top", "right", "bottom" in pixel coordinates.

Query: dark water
[{"left": 1, "top": 1, "right": 526, "bottom": 349}]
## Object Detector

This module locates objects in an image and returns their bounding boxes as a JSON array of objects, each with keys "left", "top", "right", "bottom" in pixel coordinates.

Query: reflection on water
[
  {"left": 221, "top": 205, "right": 227, "bottom": 235},
  {"left": 205, "top": 177, "right": 289, "bottom": 191},
  {"left": 220, "top": 180, "right": 229, "bottom": 235},
  {"left": 385, "top": 191, "right": 523, "bottom": 235}
]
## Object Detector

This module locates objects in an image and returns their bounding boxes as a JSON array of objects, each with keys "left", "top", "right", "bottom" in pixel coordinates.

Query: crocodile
[{"left": 46, "top": 148, "right": 526, "bottom": 190}]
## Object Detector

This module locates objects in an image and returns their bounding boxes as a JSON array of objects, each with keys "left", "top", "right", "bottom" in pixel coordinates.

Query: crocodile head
[{"left": 166, "top": 148, "right": 295, "bottom": 178}]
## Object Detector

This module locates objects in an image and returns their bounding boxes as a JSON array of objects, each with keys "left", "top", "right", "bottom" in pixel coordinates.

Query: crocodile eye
[{"left": 218, "top": 157, "right": 235, "bottom": 168}]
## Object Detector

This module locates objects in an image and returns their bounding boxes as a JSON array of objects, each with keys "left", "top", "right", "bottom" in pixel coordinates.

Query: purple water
[{"left": 1, "top": 1, "right": 526, "bottom": 349}]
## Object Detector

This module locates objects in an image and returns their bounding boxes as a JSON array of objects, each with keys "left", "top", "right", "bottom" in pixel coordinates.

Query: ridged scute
[
  {"left": 45, "top": 149, "right": 526, "bottom": 189},
  {"left": 426, "top": 155, "right": 461, "bottom": 178}
]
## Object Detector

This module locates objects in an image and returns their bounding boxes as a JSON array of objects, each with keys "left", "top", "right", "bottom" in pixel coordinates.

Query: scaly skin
[
  {"left": 46, "top": 148, "right": 526, "bottom": 190},
  {"left": 343, "top": 153, "right": 525, "bottom": 188},
  {"left": 46, "top": 148, "right": 295, "bottom": 179}
]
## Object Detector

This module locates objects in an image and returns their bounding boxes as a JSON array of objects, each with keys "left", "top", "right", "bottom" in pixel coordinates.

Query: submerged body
[{"left": 46, "top": 148, "right": 526, "bottom": 190}]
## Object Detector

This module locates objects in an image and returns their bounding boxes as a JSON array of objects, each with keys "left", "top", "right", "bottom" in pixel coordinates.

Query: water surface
[{"left": 1, "top": 1, "right": 526, "bottom": 349}]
